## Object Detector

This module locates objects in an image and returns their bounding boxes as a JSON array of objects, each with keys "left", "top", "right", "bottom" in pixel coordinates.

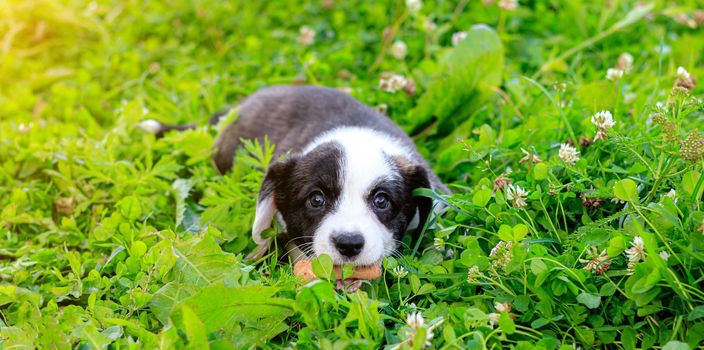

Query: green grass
[{"left": 2, "top": 0, "right": 704, "bottom": 348}]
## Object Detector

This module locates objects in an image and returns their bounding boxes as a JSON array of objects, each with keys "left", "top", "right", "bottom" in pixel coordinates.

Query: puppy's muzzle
[{"left": 331, "top": 232, "right": 365, "bottom": 258}]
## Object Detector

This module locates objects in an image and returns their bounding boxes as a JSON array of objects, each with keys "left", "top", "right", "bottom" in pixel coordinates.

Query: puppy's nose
[{"left": 332, "top": 233, "right": 365, "bottom": 258}]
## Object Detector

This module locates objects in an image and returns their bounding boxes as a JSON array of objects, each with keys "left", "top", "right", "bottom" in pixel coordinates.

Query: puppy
[{"left": 141, "top": 85, "right": 446, "bottom": 267}]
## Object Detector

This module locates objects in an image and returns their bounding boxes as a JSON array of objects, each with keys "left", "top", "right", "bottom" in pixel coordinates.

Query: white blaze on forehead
[{"left": 305, "top": 127, "right": 413, "bottom": 265}]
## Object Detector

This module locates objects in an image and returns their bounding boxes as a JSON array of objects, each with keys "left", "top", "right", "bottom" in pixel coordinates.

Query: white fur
[
  {"left": 307, "top": 127, "right": 413, "bottom": 265},
  {"left": 252, "top": 196, "right": 275, "bottom": 245},
  {"left": 137, "top": 119, "right": 162, "bottom": 134},
  {"left": 247, "top": 196, "right": 275, "bottom": 260}
]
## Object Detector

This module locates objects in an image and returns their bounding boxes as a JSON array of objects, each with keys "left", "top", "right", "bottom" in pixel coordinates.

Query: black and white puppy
[{"left": 141, "top": 85, "right": 446, "bottom": 266}]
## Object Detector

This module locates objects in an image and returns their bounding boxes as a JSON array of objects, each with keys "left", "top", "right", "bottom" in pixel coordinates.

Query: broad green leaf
[
  {"left": 533, "top": 163, "right": 549, "bottom": 180},
  {"left": 176, "top": 305, "right": 209, "bottom": 349},
  {"left": 77, "top": 323, "right": 113, "bottom": 350},
  {"left": 682, "top": 171, "right": 704, "bottom": 200},
  {"left": 498, "top": 312, "right": 516, "bottom": 334},
  {"left": 130, "top": 241, "right": 147, "bottom": 257},
  {"left": 687, "top": 306, "right": 704, "bottom": 321},
  {"left": 149, "top": 282, "right": 200, "bottom": 325},
  {"left": 170, "top": 234, "right": 239, "bottom": 287},
  {"left": 575, "top": 326, "right": 595, "bottom": 346},
  {"left": 614, "top": 179, "right": 639, "bottom": 203},
  {"left": 498, "top": 225, "right": 513, "bottom": 241},
  {"left": 172, "top": 178, "right": 194, "bottom": 228},
  {"left": 530, "top": 259, "right": 548, "bottom": 275},
  {"left": 577, "top": 292, "right": 601, "bottom": 309},
  {"left": 607, "top": 235, "right": 626, "bottom": 257},
  {"left": 531, "top": 318, "right": 550, "bottom": 329},
  {"left": 0, "top": 327, "right": 35, "bottom": 349},
  {"left": 663, "top": 341, "right": 690, "bottom": 350},
  {"left": 621, "top": 327, "right": 637, "bottom": 350},
  {"left": 144, "top": 239, "right": 178, "bottom": 281},
  {"left": 116, "top": 196, "right": 142, "bottom": 221},
  {"left": 600, "top": 283, "right": 617, "bottom": 297},
  {"left": 409, "top": 274, "right": 421, "bottom": 294},
  {"left": 473, "top": 188, "right": 493, "bottom": 208},
  {"left": 311, "top": 254, "right": 334, "bottom": 280},
  {"left": 417, "top": 283, "right": 436, "bottom": 295},
  {"left": 176, "top": 283, "right": 294, "bottom": 345},
  {"left": 631, "top": 267, "right": 661, "bottom": 294},
  {"left": 512, "top": 224, "right": 529, "bottom": 241}
]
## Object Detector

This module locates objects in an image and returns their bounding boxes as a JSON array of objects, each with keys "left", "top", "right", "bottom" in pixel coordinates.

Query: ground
[{"left": 1, "top": 0, "right": 704, "bottom": 349}]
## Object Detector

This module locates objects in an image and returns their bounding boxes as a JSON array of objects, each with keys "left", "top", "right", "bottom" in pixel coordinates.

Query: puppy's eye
[
  {"left": 308, "top": 191, "right": 326, "bottom": 208},
  {"left": 372, "top": 192, "right": 390, "bottom": 210}
]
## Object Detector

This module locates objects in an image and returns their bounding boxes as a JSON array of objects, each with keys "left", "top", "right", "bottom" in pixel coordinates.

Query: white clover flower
[
  {"left": 451, "top": 31, "right": 467, "bottom": 46},
  {"left": 379, "top": 73, "right": 408, "bottom": 93},
  {"left": 498, "top": 0, "right": 518, "bottom": 11},
  {"left": 490, "top": 241, "right": 506, "bottom": 258},
  {"left": 406, "top": 311, "right": 425, "bottom": 329},
  {"left": 664, "top": 189, "right": 678, "bottom": 204},
  {"left": 467, "top": 265, "right": 480, "bottom": 284},
  {"left": 617, "top": 53, "right": 634, "bottom": 72},
  {"left": 611, "top": 197, "right": 626, "bottom": 205},
  {"left": 591, "top": 110, "right": 615, "bottom": 130},
  {"left": 519, "top": 148, "right": 542, "bottom": 163},
  {"left": 337, "top": 86, "right": 353, "bottom": 95},
  {"left": 625, "top": 235, "right": 646, "bottom": 275},
  {"left": 392, "top": 266, "right": 409, "bottom": 278},
  {"left": 579, "top": 246, "right": 611, "bottom": 274},
  {"left": 376, "top": 103, "right": 389, "bottom": 115},
  {"left": 606, "top": 68, "right": 624, "bottom": 81},
  {"left": 594, "top": 129, "right": 609, "bottom": 142},
  {"left": 404, "top": 312, "right": 434, "bottom": 348},
  {"left": 488, "top": 312, "right": 500, "bottom": 328},
  {"left": 298, "top": 26, "right": 315, "bottom": 46},
  {"left": 506, "top": 184, "right": 528, "bottom": 208},
  {"left": 559, "top": 143, "right": 580, "bottom": 165},
  {"left": 659, "top": 250, "right": 671, "bottom": 261},
  {"left": 18, "top": 122, "right": 33, "bottom": 134},
  {"left": 495, "top": 302, "right": 511, "bottom": 313},
  {"left": 423, "top": 18, "right": 437, "bottom": 32},
  {"left": 592, "top": 110, "right": 616, "bottom": 141},
  {"left": 490, "top": 241, "right": 513, "bottom": 270},
  {"left": 406, "top": 0, "right": 422, "bottom": 13},
  {"left": 391, "top": 41, "right": 408, "bottom": 60},
  {"left": 677, "top": 66, "right": 691, "bottom": 80},
  {"left": 432, "top": 237, "right": 445, "bottom": 250}
]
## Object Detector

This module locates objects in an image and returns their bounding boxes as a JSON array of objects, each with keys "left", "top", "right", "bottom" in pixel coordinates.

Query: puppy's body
[
  {"left": 144, "top": 85, "right": 446, "bottom": 265},
  {"left": 212, "top": 85, "right": 443, "bottom": 190}
]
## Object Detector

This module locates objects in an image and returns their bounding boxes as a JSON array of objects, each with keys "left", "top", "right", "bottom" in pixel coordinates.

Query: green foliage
[{"left": 2, "top": 0, "right": 704, "bottom": 349}]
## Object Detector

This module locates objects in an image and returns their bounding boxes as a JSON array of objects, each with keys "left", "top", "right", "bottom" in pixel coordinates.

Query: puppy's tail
[
  {"left": 137, "top": 119, "right": 196, "bottom": 138},
  {"left": 138, "top": 108, "right": 232, "bottom": 137}
]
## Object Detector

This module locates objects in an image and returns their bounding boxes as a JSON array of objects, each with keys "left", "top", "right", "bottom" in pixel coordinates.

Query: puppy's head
[{"left": 250, "top": 129, "right": 432, "bottom": 265}]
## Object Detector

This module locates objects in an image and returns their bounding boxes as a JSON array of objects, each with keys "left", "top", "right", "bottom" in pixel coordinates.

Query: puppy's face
[{"left": 252, "top": 129, "right": 432, "bottom": 265}]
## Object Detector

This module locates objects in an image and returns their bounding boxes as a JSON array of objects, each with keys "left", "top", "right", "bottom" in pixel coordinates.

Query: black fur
[
  {"left": 212, "top": 85, "right": 446, "bottom": 192},
  {"left": 261, "top": 142, "right": 344, "bottom": 251},
  {"left": 382, "top": 156, "right": 432, "bottom": 242}
]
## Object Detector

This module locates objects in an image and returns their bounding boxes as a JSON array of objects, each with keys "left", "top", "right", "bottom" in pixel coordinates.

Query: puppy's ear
[
  {"left": 406, "top": 165, "right": 433, "bottom": 242},
  {"left": 247, "top": 156, "right": 296, "bottom": 260}
]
